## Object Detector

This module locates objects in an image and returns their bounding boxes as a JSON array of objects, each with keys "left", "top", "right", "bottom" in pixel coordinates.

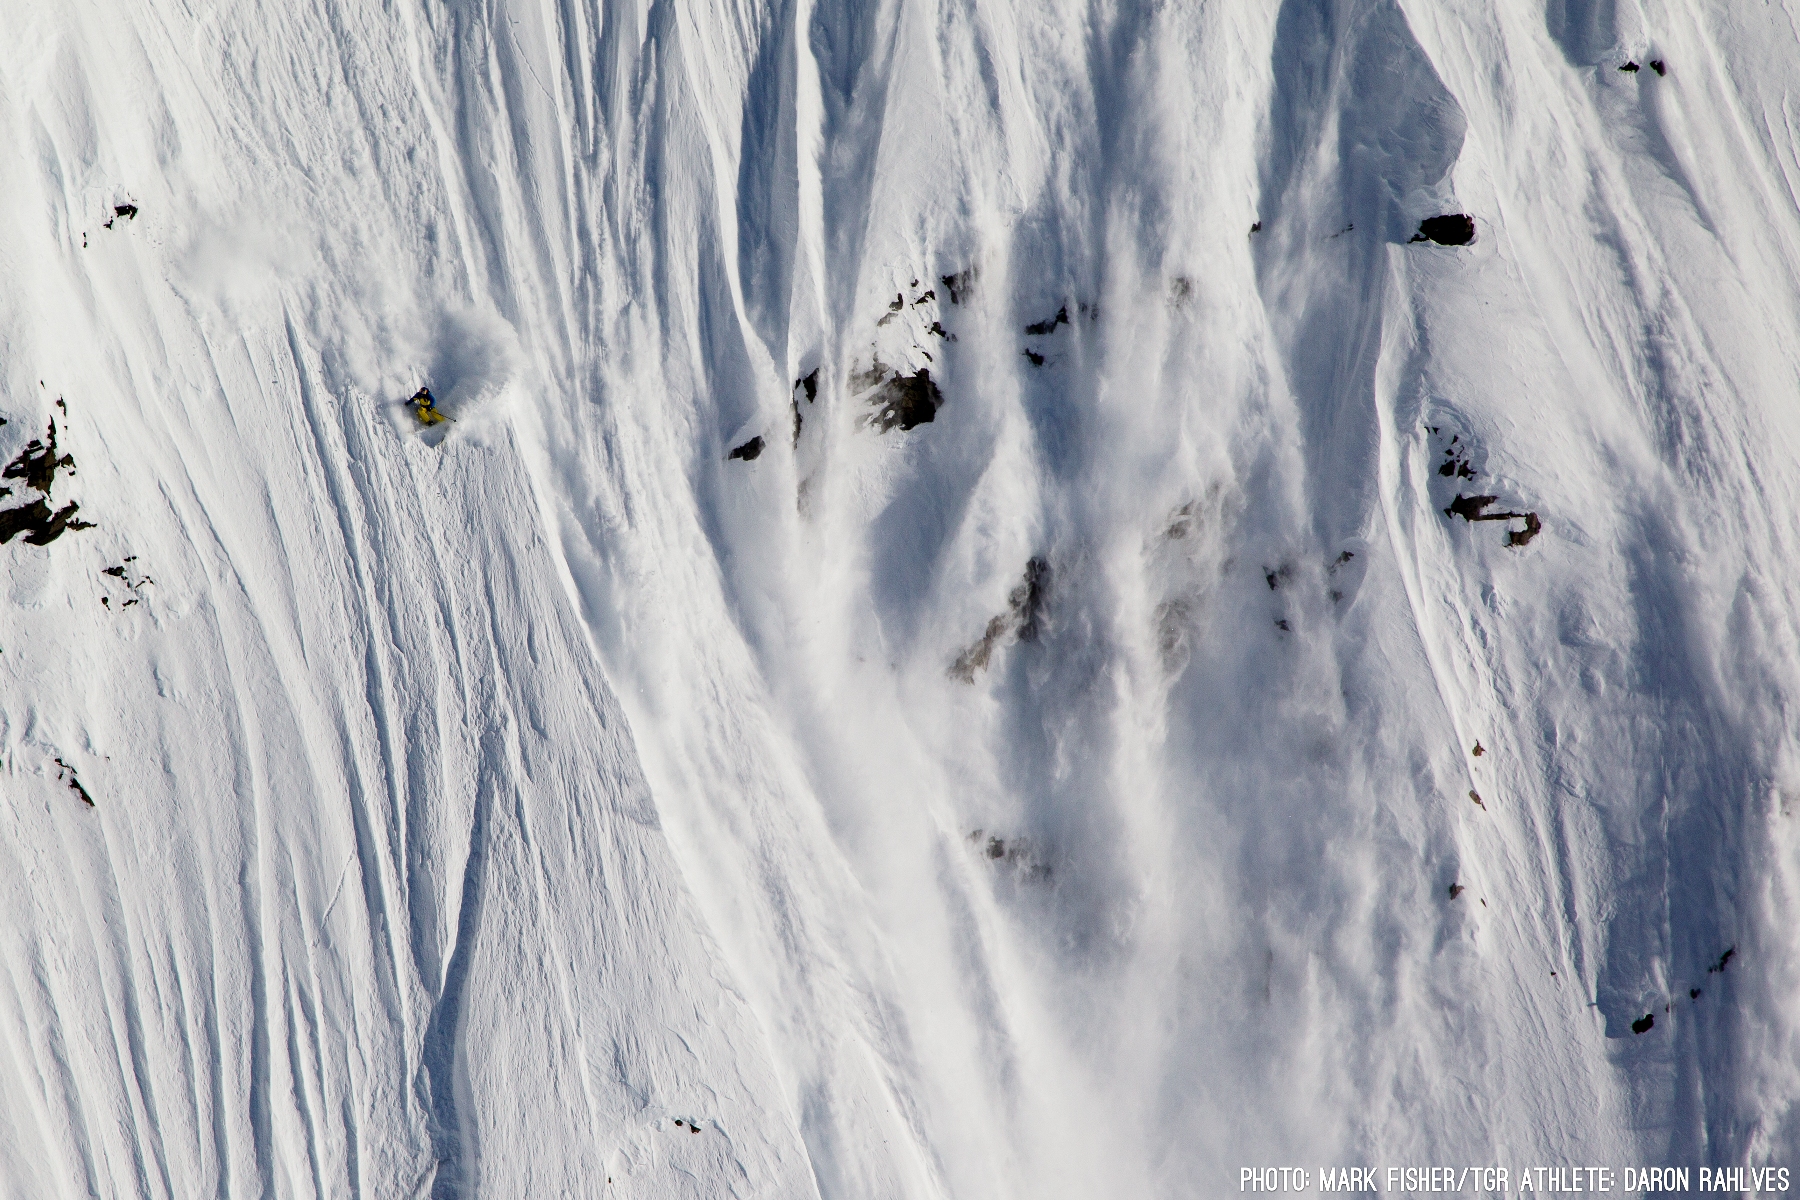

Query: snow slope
[{"left": 3, "top": 0, "right": 1800, "bottom": 1194}]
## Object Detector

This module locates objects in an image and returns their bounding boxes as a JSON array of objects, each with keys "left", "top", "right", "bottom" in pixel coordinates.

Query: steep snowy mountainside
[{"left": 2, "top": 0, "right": 1800, "bottom": 1196}]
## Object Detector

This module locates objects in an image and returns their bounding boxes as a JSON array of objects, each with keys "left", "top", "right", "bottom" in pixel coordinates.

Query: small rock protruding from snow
[
  {"left": 965, "top": 830, "right": 1052, "bottom": 884},
  {"left": 1410, "top": 215, "right": 1476, "bottom": 246},
  {"left": 1444, "top": 492, "right": 1542, "bottom": 546},
  {"left": 1010, "top": 557, "right": 1050, "bottom": 642},
  {"left": 940, "top": 267, "right": 978, "bottom": 305},
  {"left": 0, "top": 419, "right": 92, "bottom": 545},
  {"left": 949, "top": 557, "right": 1051, "bottom": 680},
  {"left": 53, "top": 757, "right": 94, "bottom": 807},
  {"left": 728, "top": 436, "right": 764, "bottom": 462},
  {"left": 4, "top": 420, "right": 76, "bottom": 497},
  {"left": 100, "top": 556, "right": 153, "bottom": 610},
  {"left": 1439, "top": 440, "right": 1477, "bottom": 478},
  {"left": 1445, "top": 493, "right": 1499, "bottom": 521},
  {"left": 791, "top": 368, "right": 818, "bottom": 444},
  {"left": 1506, "top": 514, "right": 1543, "bottom": 546},
  {"left": 867, "top": 369, "right": 942, "bottom": 432}
]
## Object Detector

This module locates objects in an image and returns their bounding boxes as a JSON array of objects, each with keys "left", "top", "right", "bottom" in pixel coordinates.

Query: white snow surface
[{"left": 3, "top": 0, "right": 1800, "bottom": 1195}]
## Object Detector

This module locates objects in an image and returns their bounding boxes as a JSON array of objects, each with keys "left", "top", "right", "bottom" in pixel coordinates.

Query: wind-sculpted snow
[{"left": 2, "top": 0, "right": 1800, "bottom": 1196}]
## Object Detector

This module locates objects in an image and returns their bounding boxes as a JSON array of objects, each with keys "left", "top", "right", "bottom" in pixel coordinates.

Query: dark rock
[
  {"left": 1274, "top": 619, "right": 1291, "bottom": 632},
  {"left": 970, "top": 830, "right": 1052, "bottom": 883},
  {"left": 1250, "top": 221, "right": 1261, "bottom": 233},
  {"left": 1022, "top": 348, "right": 1044, "bottom": 367},
  {"left": 1506, "top": 513, "right": 1542, "bottom": 546},
  {"left": 950, "top": 557, "right": 1051, "bottom": 678},
  {"left": 949, "top": 615, "right": 1010, "bottom": 682},
  {"left": 868, "top": 369, "right": 943, "bottom": 432},
  {"left": 1650, "top": 60, "right": 1666, "bottom": 76},
  {"left": 1448, "top": 884, "right": 1465, "bottom": 899},
  {"left": 1434, "top": 431, "right": 1480, "bottom": 477},
  {"left": 1620, "top": 61, "right": 1640, "bottom": 72},
  {"left": 1469, "top": 790, "right": 1486, "bottom": 810},
  {"left": 1025, "top": 306, "right": 1069, "bottom": 336},
  {"left": 0, "top": 499, "right": 91, "bottom": 545},
  {"left": 4, "top": 422, "right": 75, "bottom": 497},
  {"left": 1632, "top": 1013, "right": 1654, "bottom": 1034},
  {"left": 1445, "top": 491, "right": 1542, "bottom": 546},
  {"left": 54, "top": 757, "right": 93, "bottom": 807},
  {"left": 728, "top": 436, "right": 764, "bottom": 462},
  {"left": 849, "top": 360, "right": 889, "bottom": 392},
  {"left": 1690, "top": 988, "right": 1701, "bottom": 999},
  {"left": 1411, "top": 214, "right": 1476, "bottom": 246},
  {"left": 792, "top": 368, "right": 819, "bottom": 444},
  {"left": 1708, "top": 946, "right": 1736, "bottom": 974},
  {"left": 1446, "top": 493, "right": 1499, "bottom": 521},
  {"left": 941, "top": 268, "right": 978, "bottom": 305},
  {"left": 1010, "top": 557, "right": 1050, "bottom": 642}
]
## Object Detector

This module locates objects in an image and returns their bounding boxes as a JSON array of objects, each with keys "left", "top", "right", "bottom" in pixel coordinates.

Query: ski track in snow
[{"left": 1, "top": 0, "right": 1799, "bottom": 1195}]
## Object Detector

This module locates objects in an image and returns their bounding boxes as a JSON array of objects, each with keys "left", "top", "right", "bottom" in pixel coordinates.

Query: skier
[{"left": 410, "top": 386, "right": 449, "bottom": 426}]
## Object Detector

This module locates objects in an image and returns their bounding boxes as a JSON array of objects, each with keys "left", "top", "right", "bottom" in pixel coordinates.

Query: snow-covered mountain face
[{"left": 3, "top": 0, "right": 1800, "bottom": 1195}]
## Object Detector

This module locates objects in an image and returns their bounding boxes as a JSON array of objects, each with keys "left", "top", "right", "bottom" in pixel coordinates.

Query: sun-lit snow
[{"left": 2, "top": 0, "right": 1800, "bottom": 1195}]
